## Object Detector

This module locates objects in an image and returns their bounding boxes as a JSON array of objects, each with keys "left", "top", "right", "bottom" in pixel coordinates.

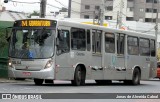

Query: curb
[
  {"left": 0, "top": 78, "right": 19, "bottom": 83},
  {"left": 0, "top": 78, "right": 32, "bottom": 83}
]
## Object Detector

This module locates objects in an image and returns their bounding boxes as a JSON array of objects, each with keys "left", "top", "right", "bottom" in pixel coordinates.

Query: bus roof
[
  {"left": 57, "top": 19, "right": 156, "bottom": 39},
  {"left": 15, "top": 18, "right": 156, "bottom": 39}
]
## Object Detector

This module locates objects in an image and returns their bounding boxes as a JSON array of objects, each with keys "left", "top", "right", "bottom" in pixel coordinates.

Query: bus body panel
[
  {"left": 91, "top": 54, "right": 103, "bottom": 79},
  {"left": 8, "top": 58, "right": 55, "bottom": 79},
  {"left": 149, "top": 57, "right": 157, "bottom": 78},
  {"left": 7, "top": 19, "right": 157, "bottom": 83}
]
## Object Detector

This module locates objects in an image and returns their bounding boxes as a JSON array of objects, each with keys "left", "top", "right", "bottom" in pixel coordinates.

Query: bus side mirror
[
  {"left": 5, "top": 27, "right": 11, "bottom": 42},
  {"left": 5, "top": 27, "right": 13, "bottom": 42}
]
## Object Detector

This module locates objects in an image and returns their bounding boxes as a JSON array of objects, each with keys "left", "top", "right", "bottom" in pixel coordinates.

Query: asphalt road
[{"left": 0, "top": 78, "right": 160, "bottom": 102}]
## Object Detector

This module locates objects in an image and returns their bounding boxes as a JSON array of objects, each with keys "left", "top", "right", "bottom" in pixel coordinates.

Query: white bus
[{"left": 7, "top": 18, "right": 157, "bottom": 86}]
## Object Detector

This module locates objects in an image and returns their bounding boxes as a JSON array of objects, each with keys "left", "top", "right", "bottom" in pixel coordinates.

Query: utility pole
[
  {"left": 118, "top": 0, "right": 123, "bottom": 29},
  {"left": 155, "top": 12, "right": 158, "bottom": 46},
  {"left": 40, "top": 0, "right": 47, "bottom": 18},
  {"left": 155, "top": 0, "right": 159, "bottom": 48},
  {"left": 68, "top": 0, "right": 71, "bottom": 18},
  {"left": 116, "top": 11, "right": 120, "bottom": 29},
  {"left": 93, "top": 11, "right": 96, "bottom": 25},
  {"left": 100, "top": 0, "right": 105, "bottom": 26}
]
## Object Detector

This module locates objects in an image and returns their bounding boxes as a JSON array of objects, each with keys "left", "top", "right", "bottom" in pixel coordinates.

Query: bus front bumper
[{"left": 8, "top": 68, "right": 55, "bottom": 79}]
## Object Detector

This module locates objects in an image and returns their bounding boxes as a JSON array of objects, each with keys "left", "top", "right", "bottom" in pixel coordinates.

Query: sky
[{"left": 1, "top": 0, "right": 69, "bottom": 13}]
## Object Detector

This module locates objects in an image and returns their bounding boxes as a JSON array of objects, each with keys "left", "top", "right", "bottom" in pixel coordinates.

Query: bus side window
[
  {"left": 117, "top": 34, "right": 125, "bottom": 55},
  {"left": 57, "top": 30, "right": 70, "bottom": 55},
  {"left": 87, "top": 29, "right": 91, "bottom": 51},
  {"left": 71, "top": 28, "right": 86, "bottom": 51},
  {"left": 139, "top": 38, "right": 150, "bottom": 56},
  {"left": 150, "top": 39, "right": 155, "bottom": 57},
  {"left": 105, "top": 33, "right": 115, "bottom": 53},
  {"left": 92, "top": 30, "right": 102, "bottom": 54},
  {"left": 127, "top": 36, "right": 139, "bottom": 55}
]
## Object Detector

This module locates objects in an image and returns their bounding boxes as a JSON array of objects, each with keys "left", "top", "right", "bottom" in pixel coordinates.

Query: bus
[{"left": 7, "top": 18, "right": 157, "bottom": 86}]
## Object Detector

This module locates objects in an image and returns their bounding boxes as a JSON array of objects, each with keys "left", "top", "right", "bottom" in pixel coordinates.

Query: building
[
  {"left": 0, "top": 0, "right": 6, "bottom": 12},
  {"left": 71, "top": 0, "right": 160, "bottom": 23},
  {"left": 0, "top": 0, "right": 3, "bottom": 11},
  {"left": 46, "top": 7, "right": 68, "bottom": 19},
  {"left": 70, "top": 0, "right": 160, "bottom": 47},
  {"left": 0, "top": 10, "right": 27, "bottom": 21}
]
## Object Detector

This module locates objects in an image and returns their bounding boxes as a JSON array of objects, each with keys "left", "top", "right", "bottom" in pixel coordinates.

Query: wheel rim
[
  {"left": 135, "top": 73, "right": 138, "bottom": 83},
  {"left": 134, "top": 70, "right": 139, "bottom": 84},
  {"left": 77, "top": 69, "right": 81, "bottom": 83}
]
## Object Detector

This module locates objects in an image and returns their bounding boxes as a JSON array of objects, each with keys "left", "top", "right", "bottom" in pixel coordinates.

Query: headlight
[
  {"left": 8, "top": 60, "right": 13, "bottom": 68},
  {"left": 45, "top": 60, "right": 53, "bottom": 69}
]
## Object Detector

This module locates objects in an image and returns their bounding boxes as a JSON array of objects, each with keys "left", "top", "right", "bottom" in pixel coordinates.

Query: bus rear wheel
[
  {"left": 124, "top": 68, "right": 140, "bottom": 85},
  {"left": 71, "top": 66, "right": 85, "bottom": 86},
  {"left": 34, "top": 79, "right": 44, "bottom": 85}
]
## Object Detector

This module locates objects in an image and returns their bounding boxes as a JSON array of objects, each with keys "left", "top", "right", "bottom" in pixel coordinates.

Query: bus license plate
[{"left": 23, "top": 72, "right": 31, "bottom": 76}]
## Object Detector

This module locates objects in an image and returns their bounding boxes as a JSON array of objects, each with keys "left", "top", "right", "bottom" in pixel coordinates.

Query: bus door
[
  {"left": 91, "top": 29, "right": 103, "bottom": 79},
  {"left": 114, "top": 33, "right": 126, "bottom": 79},
  {"left": 149, "top": 40, "right": 156, "bottom": 78},
  {"left": 55, "top": 26, "right": 71, "bottom": 80}
]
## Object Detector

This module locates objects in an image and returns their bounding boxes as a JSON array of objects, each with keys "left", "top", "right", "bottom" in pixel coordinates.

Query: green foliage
[
  {"left": 0, "top": 28, "right": 8, "bottom": 58},
  {"left": 59, "top": 7, "right": 68, "bottom": 12},
  {"left": 28, "top": 11, "right": 40, "bottom": 18},
  {"left": 0, "top": 21, "right": 14, "bottom": 58},
  {"left": 0, "top": 28, "right": 7, "bottom": 48}
]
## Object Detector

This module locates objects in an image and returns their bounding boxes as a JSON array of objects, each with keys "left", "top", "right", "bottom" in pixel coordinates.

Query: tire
[
  {"left": 95, "top": 80, "right": 112, "bottom": 85},
  {"left": 34, "top": 79, "right": 44, "bottom": 85},
  {"left": 124, "top": 68, "right": 140, "bottom": 85},
  {"left": 71, "top": 66, "right": 85, "bottom": 86}
]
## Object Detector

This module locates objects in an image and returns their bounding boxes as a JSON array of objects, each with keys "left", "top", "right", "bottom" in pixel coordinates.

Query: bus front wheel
[
  {"left": 71, "top": 66, "right": 85, "bottom": 86},
  {"left": 34, "top": 79, "right": 44, "bottom": 85}
]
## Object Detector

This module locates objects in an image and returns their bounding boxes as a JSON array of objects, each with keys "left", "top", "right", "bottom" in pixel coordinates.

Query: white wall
[
  {"left": 145, "top": 13, "right": 158, "bottom": 18},
  {"left": 71, "top": 0, "right": 81, "bottom": 18},
  {"left": 57, "top": 12, "right": 68, "bottom": 18},
  {"left": 0, "top": 11, "right": 27, "bottom": 21},
  {"left": 0, "top": 11, "right": 14, "bottom": 21}
]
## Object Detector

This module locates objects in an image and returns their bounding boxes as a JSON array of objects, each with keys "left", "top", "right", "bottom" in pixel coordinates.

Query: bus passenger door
[
  {"left": 91, "top": 30, "right": 103, "bottom": 79},
  {"left": 114, "top": 33, "right": 126, "bottom": 79},
  {"left": 55, "top": 27, "right": 72, "bottom": 80}
]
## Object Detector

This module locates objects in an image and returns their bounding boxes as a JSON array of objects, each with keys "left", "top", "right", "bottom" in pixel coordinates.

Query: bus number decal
[
  {"left": 22, "top": 21, "right": 28, "bottom": 26},
  {"left": 111, "top": 55, "right": 116, "bottom": 65}
]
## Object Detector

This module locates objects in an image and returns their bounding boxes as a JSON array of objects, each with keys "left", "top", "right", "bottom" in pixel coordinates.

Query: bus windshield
[{"left": 9, "top": 28, "right": 55, "bottom": 59}]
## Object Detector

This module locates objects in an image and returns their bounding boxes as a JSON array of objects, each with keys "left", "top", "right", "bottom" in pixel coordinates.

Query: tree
[
  {"left": 59, "top": 7, "right": 68, "bottom": 12},
  {"left": 28, "top": 11, "right": 40, "bottom": 18}
]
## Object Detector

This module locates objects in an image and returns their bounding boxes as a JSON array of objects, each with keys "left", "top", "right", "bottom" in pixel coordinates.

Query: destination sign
[
  {"left": 14, "top": 19, "right": 57, "bottom": 27},
  {"left": 21, "top": 20, "right": 51, "bottom": 27}
]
